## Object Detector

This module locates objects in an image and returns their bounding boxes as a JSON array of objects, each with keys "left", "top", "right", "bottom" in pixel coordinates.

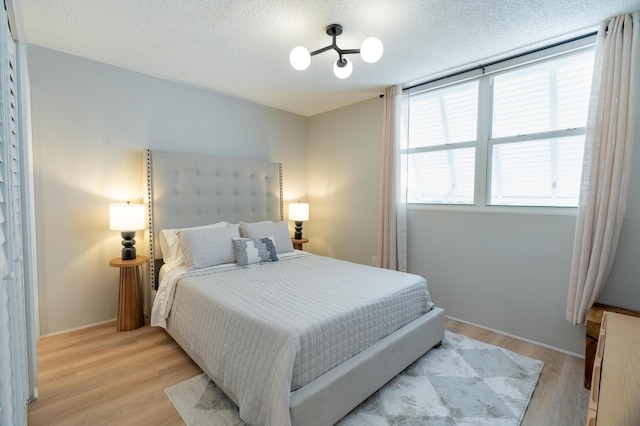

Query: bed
[{"left": 145, "top": 149, "right": 445, "bottom": 426}]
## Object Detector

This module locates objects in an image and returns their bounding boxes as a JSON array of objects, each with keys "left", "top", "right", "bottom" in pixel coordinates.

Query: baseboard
[
  {"left": 445, "top": 315, "right": 584, "bottom": 359},
  {"left": 39, "top": 318, "right": 117, "bottom": 338},
  {"left": 30, "top": 386, "right": 38, "bottom": 402}
]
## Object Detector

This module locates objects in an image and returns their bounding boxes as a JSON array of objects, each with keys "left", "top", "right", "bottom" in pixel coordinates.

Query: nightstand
[
  {"left": 291, "top": 237, "right": 309, "bottom": 251},
  {"left": 109, "top": 255, "right": 147, "bottom": 331}
]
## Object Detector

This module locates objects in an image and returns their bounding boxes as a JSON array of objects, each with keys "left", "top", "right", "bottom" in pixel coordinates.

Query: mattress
[{"left": 151, "top": 252, "right": 434, "bottom": 425}]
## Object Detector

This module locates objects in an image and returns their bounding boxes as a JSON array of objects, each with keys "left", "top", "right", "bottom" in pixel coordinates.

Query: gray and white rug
[{"left": 165, "top": 331, "right": 543, "bottom": 425}]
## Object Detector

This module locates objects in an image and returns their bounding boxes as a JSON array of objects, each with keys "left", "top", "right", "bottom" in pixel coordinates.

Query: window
[
  {"left": 405, "top": 82, "right": 478, "bottom": 204},
  {"left": 404, "top": 39, "right": 595, "bottom": 209}
]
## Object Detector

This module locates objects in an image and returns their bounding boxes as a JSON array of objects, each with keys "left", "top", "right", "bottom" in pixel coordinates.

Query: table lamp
[
  {"left": 110, "top": 202, "right": 145, "bottom": 260},
  {"left": 288, "top": 202, "right": 309, "bottom": 239}
]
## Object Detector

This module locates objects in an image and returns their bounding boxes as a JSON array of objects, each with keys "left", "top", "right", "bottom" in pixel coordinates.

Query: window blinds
[{"left": 404, "top": 45, "right": 594, "bottom": 207}]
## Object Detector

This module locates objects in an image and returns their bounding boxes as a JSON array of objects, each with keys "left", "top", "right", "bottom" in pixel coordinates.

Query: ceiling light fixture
[{"left": 289, "top": 24, "right": 383, "bottom": 79}]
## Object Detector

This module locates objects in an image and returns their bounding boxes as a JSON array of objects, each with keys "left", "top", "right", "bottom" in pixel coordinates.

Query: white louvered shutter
[{"left": 0, "top": 3, "right": 29, "bottom": 425}]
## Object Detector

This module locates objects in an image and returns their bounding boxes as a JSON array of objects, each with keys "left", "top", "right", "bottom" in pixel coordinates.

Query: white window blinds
[
  {"left": 404, "top": 40, "right": 595, "bottom": 208},
  {"left": 488, "top": 52, "right": 594, "bottom": 206},
  {"left": 405, "top": 81, "right": 478, "bottom": 204},
  {"left": 492, "top": 55, "right": 593, "bottom": 137}
]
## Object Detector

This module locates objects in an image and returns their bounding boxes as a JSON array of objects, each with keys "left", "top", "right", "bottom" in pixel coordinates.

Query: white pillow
[
  {"left": 159, "top": 222, "right": 228, "bottom": 267},
  {"left": 239, "top": 221, "right": 294, "bottom": 254},
  {"left": 233, "top": 237, "right": 278, "bottom": 266},
  {"left": 179, "top": 224, "right": 241, "bottom": 270}
]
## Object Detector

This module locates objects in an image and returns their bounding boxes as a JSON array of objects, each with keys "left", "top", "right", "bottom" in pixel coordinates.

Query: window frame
[{"left": 404, "top": 35, "right": 596, "bottom": 215}]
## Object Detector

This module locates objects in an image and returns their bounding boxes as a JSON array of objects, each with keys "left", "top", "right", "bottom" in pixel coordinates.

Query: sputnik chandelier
[{"left": 289, "top": 24, "right": 383, "bottom": 79}]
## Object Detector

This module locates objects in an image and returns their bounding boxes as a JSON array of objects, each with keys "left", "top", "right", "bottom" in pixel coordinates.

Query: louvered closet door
[{"left": 0, "top": 3, "right": 28, "bottom": 424}]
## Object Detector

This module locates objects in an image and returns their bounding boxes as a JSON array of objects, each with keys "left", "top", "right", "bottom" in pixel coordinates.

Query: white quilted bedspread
[{"left": 151, "top": 252, "right": 433, "bottom": 426}]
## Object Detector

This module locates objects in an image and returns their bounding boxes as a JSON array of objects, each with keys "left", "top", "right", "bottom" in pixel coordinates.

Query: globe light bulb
[
  {"left": 333, "top": 57, "right": 353, "bottom": 79},
  {"left": 289, "top": 46, "right": 311, "bottom": 71},
  {"left": 360, "top": 37, "right": 383, "bottom": 63}
]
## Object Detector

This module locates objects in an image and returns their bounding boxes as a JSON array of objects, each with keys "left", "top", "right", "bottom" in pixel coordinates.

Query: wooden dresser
[
  {"left": 585, "top": 303, "right": 640, "bottom": 389},
  {"left": 587, "top": 312, "right": 640, "bottom": 425}
]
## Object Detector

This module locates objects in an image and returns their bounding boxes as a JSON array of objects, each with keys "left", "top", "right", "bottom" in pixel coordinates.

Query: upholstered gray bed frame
[
  {"left": 145, "top": 149, "right": 283, "bottom": 289},
  {"left": 145, "top": 149, "right": 445, "bottom": 426}
]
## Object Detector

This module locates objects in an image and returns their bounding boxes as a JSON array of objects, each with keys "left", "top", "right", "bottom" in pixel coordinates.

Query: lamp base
[
  {"left": 121, "top": 231, "right": 137, "bottom": 260},
  {"left": 294, "top": 221, "right": 303, "bottom": 240}
]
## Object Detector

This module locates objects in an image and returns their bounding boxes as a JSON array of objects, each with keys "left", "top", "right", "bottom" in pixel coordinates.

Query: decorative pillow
[
  {"left": 239, "top": 221, "right": 294, "bottom": 254},
  {"left": 178, "top": 224, "right": 241, "bottom": 270},
  {"left": 159, "top": 221, "right": 229, "bottom": 267},
  {"left": 233, "top": 237, "right": 279, "bottom": 266},
  {"left": 239, "top": 220, "right": 274, "bottom": 225}
]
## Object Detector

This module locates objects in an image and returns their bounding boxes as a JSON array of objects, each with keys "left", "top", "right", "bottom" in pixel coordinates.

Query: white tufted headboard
[{"left": 145, "top": 149, "right": 283, "bottom": 289}]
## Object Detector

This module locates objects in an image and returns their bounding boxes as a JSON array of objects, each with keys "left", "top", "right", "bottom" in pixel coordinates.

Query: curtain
[
  {"left": 566, "top": 11, "right": 639, "bottom": 325},
  {"left": 377, "top": 85, "right": 408, "bottom": 271}
]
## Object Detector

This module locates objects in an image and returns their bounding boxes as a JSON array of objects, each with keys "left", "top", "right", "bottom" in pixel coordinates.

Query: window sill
[{"left": 406, "top": 202, "right": 578, "bottom": 216}]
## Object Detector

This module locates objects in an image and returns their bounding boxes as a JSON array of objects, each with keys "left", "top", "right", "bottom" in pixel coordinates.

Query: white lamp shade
[
  {"left": 109, "top": 203, "right": 146, "bottom": 231},
  {"left": 290, "top": 46, "right": 311, "bottom": 71},
  {"left": 288, "top": 202, "right": 309, "bottom": 222},
  {"left": 360, "top": 37, "right": 383, "bottom": 63},
  {"left": 333, "top": 57, "right": 353, "bottom": 79}
]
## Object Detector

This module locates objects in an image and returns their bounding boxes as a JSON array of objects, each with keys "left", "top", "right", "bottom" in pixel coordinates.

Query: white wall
[
  {"left": 406, "top": 209, "right": 584, "bottom": 353},
  {"left": 595, "top": 116, "right": 640, "bottom": 310},
  {"left": 28, "top": 43, "right": 640, "bottom": 352},
  {"left": 306, "top": 98, "right": 383, "bottom": 265},
  {"left": 28, "top": 45, "right": 308, "bottom": 335},
  {"left": 308, "top": 95, "right": 640, "bottom": 356}
]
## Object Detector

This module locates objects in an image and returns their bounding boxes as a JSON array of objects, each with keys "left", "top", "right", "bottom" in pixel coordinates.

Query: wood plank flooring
[{"left": 28, "top": 318, "right": 588, "bottom": 425}]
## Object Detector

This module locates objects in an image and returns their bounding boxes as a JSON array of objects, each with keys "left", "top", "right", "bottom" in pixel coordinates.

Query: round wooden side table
[
  {"left": 109, "top": 255, "right": 147, "bottom": 331},
  {"left": 291, "top": 237, "right": 309, "bottom": 251}
]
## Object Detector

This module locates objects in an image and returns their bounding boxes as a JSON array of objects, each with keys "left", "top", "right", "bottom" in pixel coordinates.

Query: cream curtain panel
[
  {"left": 377, "top": 85, "right": 408, "bottom": 271},
  {"left": 566, "top": 11, "right": 639, "bottom": 325}
]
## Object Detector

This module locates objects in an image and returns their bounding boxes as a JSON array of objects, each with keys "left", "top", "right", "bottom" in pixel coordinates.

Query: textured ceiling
[{"left": 14, "top": 0, "right": 640, "bottom": 117}]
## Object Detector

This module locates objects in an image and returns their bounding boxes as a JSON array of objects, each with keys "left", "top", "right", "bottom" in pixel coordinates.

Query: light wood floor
[{"left": 28, "top": 318, "right": 588, "bottom": 425}]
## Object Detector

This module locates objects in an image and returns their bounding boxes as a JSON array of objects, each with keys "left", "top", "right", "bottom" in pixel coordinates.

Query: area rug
[{"left": 164, "top": 331, "right": 543, "bottom": 425}]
